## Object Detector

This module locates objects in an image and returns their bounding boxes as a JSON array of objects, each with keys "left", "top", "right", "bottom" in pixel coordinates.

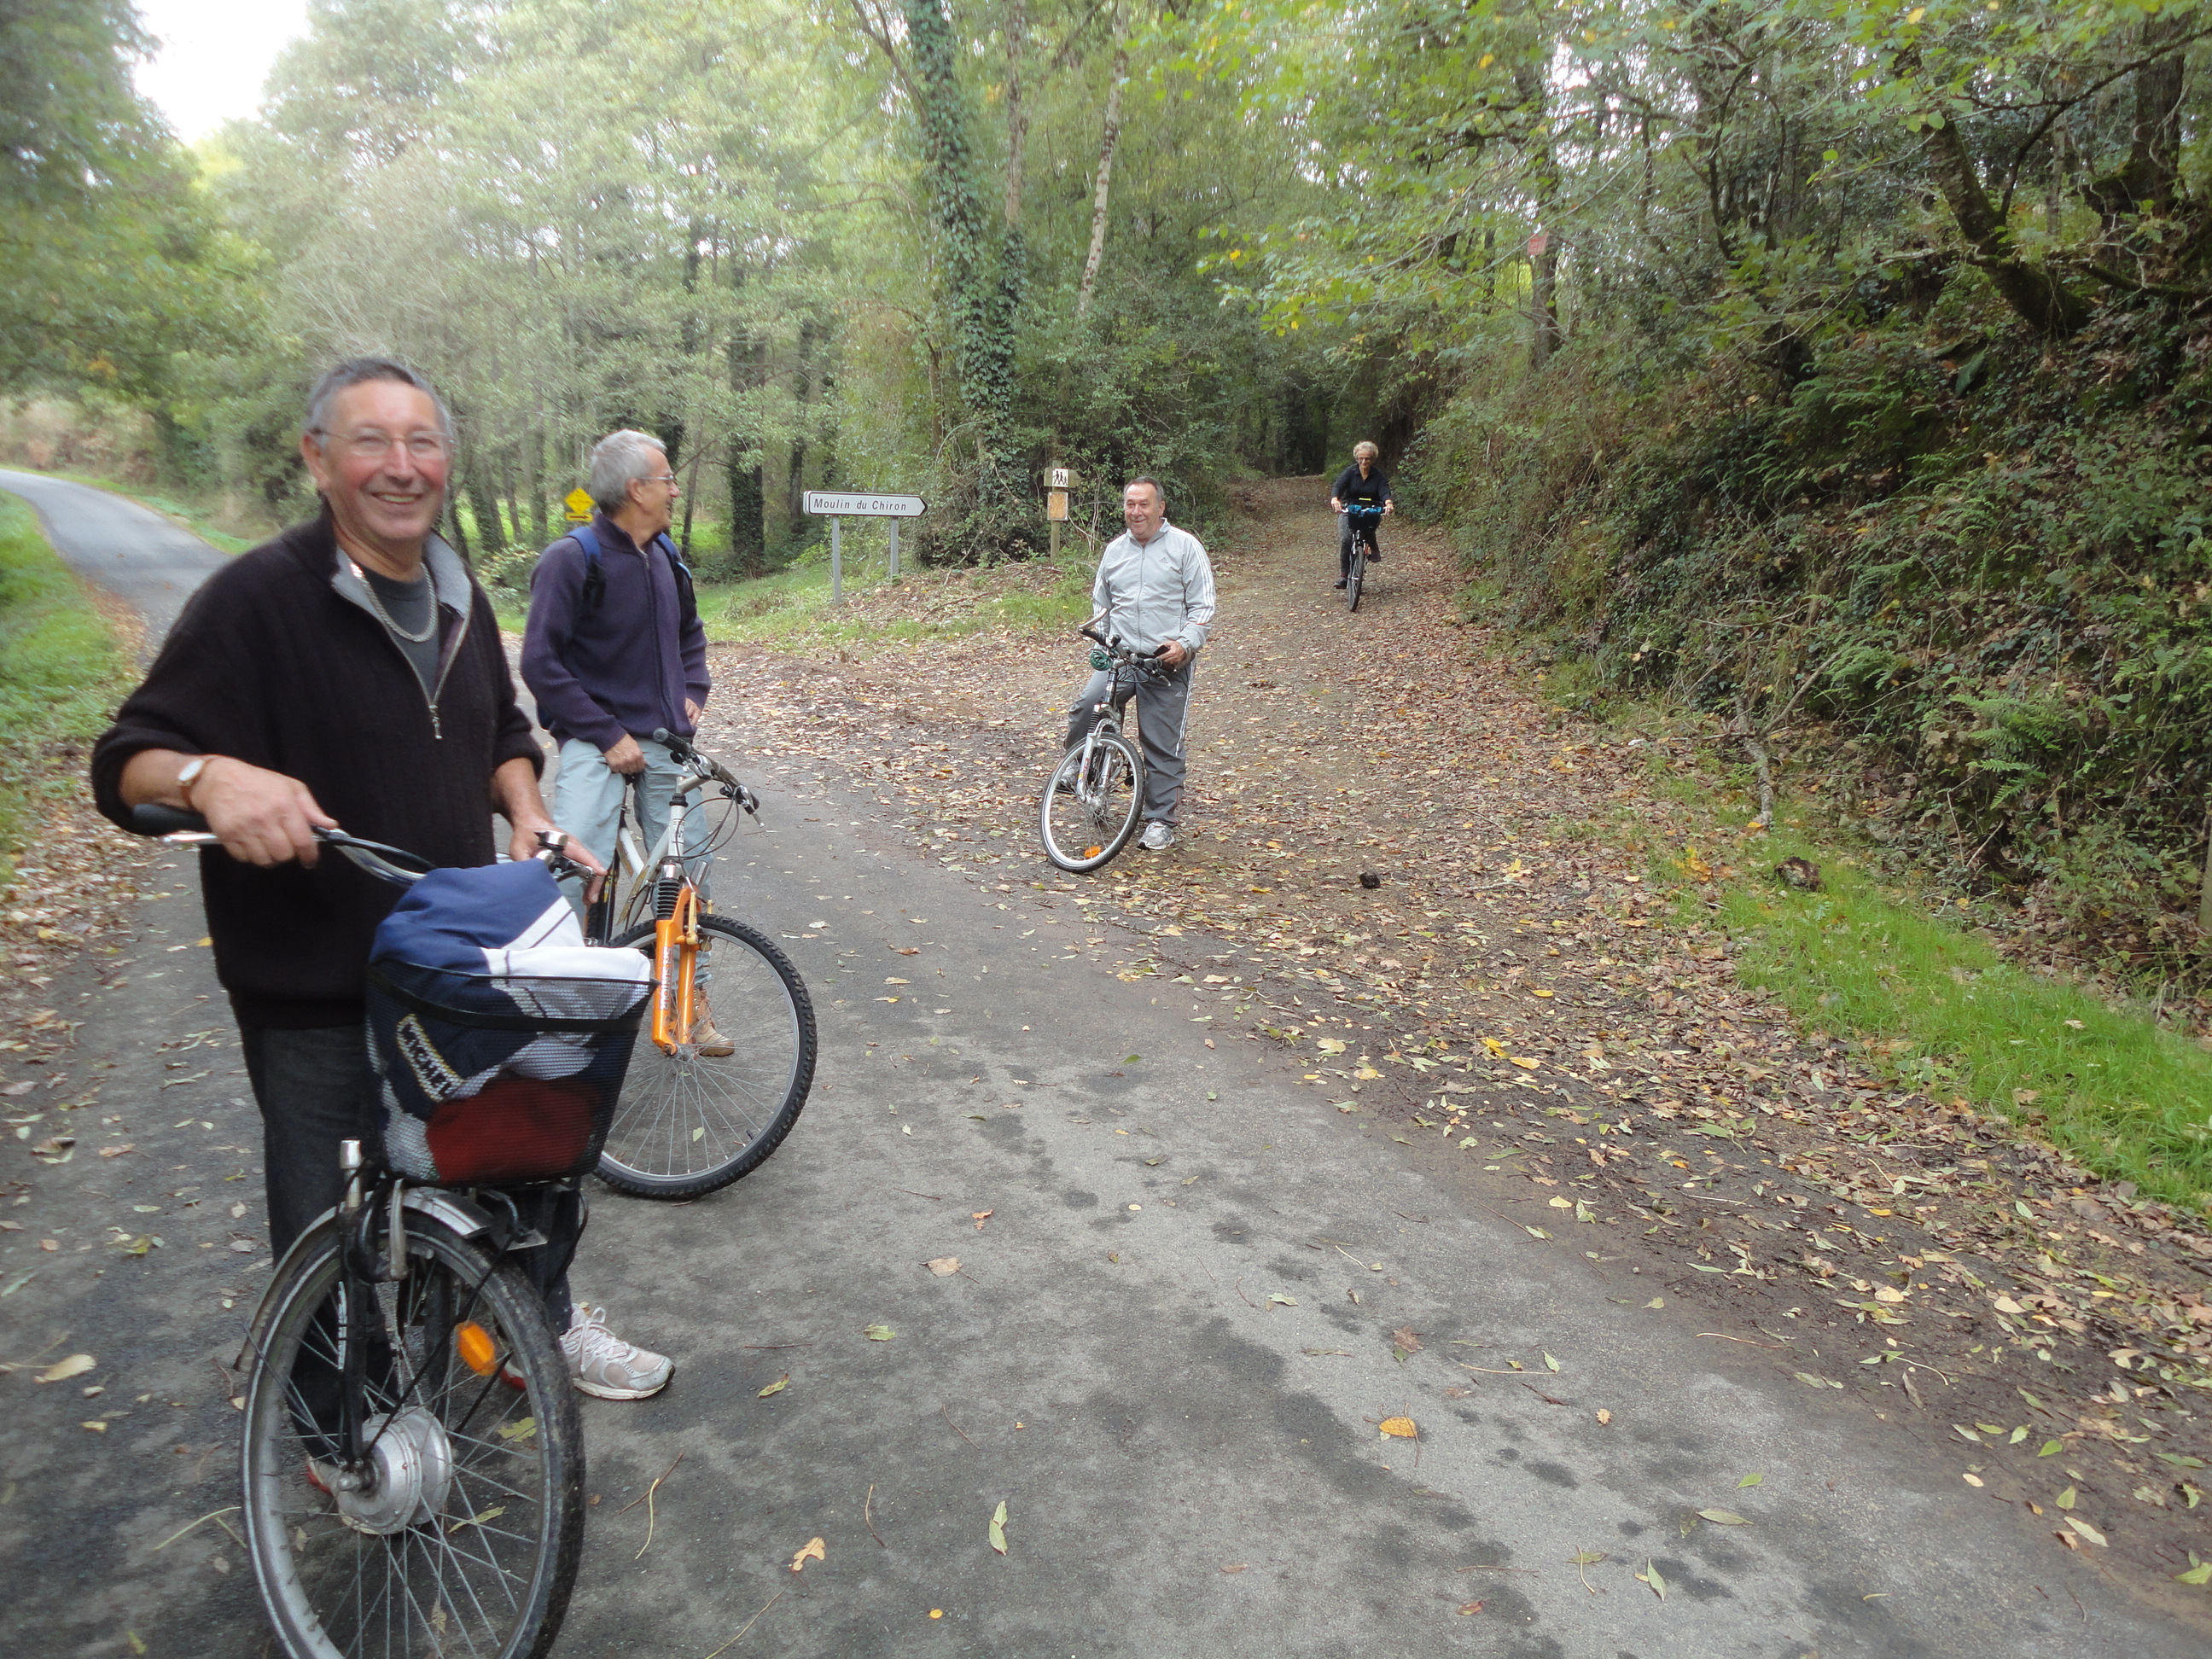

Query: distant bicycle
[
  {"left": 582, "top": 728, "right": 816, "bottom": 1199},
  {"left": 1342, "top": 504, "right": 1383, "bottom": 613},
  {"left": 1039, "top": 626, "right": 1162, "bottom": 873}
]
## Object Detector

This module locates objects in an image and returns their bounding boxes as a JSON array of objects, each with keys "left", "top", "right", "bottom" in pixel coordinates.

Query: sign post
[
  {"left": 801, "top": 492, "right": 927, "bottom": 604},
  {"left": 1045, "top": 468, "right": 1071, "bottom": 561},
  {"left": 563, "top": 486, "right": 594, "bottom": 525}
]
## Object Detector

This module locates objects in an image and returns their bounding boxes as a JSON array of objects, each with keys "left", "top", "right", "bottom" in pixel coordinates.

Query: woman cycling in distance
[{"left": 1328, "top": 440, "right": 1394, "bottom": 590}]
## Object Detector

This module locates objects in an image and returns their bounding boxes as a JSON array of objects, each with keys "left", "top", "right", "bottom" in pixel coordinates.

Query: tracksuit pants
[{"left": 1064, "top": 659, "right": 1196, "bottom": 826}]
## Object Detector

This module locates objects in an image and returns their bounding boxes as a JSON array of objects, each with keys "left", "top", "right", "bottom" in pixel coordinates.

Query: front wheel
[
  {"left": 1346, "top": 542, "right": 1366, "bottom": 613},
  {"left": 242, "top": 1211, "right": 583, "bottom": 1659},
  {"left": 597, "top": 916, "right": 816, "bottom": 1198},
  {"left": 1040, "top": 732, "right": 1145, "bottom": 873}
]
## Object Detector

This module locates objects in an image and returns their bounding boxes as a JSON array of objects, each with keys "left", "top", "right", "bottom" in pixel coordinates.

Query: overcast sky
[{"left": 132, "top": 0, "right": 310, "bottom": 142}]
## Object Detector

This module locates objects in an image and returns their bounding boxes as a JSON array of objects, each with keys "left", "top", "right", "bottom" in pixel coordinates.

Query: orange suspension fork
[{"left": 651, "top": 886, "right": 701, "bottom": 1050}]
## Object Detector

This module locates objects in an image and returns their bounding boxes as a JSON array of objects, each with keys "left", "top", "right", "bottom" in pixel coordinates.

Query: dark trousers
[
  {"left": 1339, "top": 515, "right": 1380, "bottom": 577},
  {"left": 239, "top": 1022, "right": 582, "bottom": 1329}
]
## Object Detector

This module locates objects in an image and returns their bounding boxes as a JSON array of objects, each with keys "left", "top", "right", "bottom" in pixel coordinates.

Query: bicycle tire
[
  {"left": 1346, "top": 541, "right": 1365, "bottom": 613},
  {"left": 1039, "top": 731, "right": 1145, "bottom": 873},
  {"left": 596, "top": 915, "right": 816, "bottom": 1198},
  {"left": 242, "top": 1211, "right": 583, "bottom": 1659}
]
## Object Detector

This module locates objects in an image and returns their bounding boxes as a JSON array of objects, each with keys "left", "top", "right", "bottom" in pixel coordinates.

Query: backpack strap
[{"left": 570, "top": 521, "right": 605, "bottom": 620}]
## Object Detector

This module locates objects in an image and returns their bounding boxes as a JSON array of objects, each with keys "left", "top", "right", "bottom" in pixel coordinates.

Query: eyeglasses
[
  {"left": 643, "top": 473, "right": 678, "bottom": 488},
  {"left": 315, "top": 428, "right": 452, "bottom": 463}
]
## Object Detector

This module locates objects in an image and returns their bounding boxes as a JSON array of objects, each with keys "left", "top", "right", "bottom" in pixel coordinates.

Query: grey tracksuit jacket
[{"left": 1090, "top": 523, "right": 1217, "bottom": 656}]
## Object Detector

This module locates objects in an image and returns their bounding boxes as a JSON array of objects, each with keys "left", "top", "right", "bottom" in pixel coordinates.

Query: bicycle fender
[{"left": 231, "top": 1190, "right": 502, "bottom": 1372}]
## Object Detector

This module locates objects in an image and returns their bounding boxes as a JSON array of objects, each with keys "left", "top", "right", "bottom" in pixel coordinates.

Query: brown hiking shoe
[{"left": 689, "top": 991, "right": 735, "bottom": 1057}]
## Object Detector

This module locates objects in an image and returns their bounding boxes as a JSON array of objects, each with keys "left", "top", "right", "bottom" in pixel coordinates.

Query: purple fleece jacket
[{"left": 520, "top": 514, "right": 710, "bottom": 750}]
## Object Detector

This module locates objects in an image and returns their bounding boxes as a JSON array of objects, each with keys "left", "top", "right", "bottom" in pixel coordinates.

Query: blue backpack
[{"left": 568, "top": 521, "right": 698, "bottom": 627}]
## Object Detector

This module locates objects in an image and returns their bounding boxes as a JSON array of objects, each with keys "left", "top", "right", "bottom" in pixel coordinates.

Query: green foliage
[
  {"left": 0, "top": 0, "right": 255, "bottom": 409},
  {"left": 0, "top": 492, "right": 129, "bottom": 881},
  {"left": 1719, "top": 838, "right": 2212, "bottom": 1214}
]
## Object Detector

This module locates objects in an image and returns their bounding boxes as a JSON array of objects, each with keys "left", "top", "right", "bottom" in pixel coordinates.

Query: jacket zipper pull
[{"left": 430, "top": 701, "right": 442, "bottom": 740}]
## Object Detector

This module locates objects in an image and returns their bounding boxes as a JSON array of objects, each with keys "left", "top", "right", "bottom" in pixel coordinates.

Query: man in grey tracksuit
[{"left": 1064, "top": 475, "right": 1218, "bottom": 851}]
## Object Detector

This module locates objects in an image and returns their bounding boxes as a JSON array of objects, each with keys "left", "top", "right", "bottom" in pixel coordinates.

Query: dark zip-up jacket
[
  {"left": 520, "top": 513, "right": 709, "bottom": 751},
  {"left": 1332, "top": 463, "right": 1394, "bottom": 511},
  {"left": 90, "top": 512, "right": 541, "bottom": 1029}
]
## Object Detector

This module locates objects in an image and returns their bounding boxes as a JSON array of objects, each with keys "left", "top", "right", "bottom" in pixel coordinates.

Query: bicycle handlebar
[
  {"left": 126, "top": 806, "right": 580, "bottom": 887},
  {"left": 651, "top": 729, "right": 760, "bottom": 814}
]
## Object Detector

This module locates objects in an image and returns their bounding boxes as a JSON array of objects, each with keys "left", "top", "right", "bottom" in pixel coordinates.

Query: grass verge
[
  {"left": 694, "top": 550, "right": 1092, "bottom": 648},
  {"left": 0, "top": 492, "right": 131, "bottom": 882},
  {"left": 1710, "top": 830, "right": 2212, "bottom": 1214}
]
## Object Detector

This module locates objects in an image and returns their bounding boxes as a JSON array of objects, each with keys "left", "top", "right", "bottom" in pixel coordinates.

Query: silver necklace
[{"left": 352, "top": 562, "right": 439, "bottom": 642}]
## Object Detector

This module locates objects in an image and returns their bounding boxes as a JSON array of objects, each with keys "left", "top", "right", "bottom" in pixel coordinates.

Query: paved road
[
  {"left": 0, "top": 469, "right": 230, "bottom": 643},
  {"left": 1, "top": 503, "right": 2202, "bottom": 1658}
]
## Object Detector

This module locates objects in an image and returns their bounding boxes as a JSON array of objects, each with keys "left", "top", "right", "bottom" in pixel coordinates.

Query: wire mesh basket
[{"left": 365, "top": 958, "right": 652, "bottom": 1185}]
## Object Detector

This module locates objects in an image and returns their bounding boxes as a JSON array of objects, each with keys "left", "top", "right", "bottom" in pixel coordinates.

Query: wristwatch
[{"left": 176, "top": 755, "right": 209, "bottom": 808}]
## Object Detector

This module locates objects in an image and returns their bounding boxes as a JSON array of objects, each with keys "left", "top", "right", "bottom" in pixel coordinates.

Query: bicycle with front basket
[
  {"left": 1039, "top": 626, "right": 1164, "bottom": 874},
  {"left": 139, "top": 805, "right": 615, "bottom": 1659},
  {"left": 579, "top": 727, "right": 816, "bottom": 1199}
]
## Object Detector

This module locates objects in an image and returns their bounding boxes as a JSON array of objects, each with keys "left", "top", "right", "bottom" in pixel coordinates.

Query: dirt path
[{"left": 694, "top": 477, "right": 2212, "bottom": 1608}]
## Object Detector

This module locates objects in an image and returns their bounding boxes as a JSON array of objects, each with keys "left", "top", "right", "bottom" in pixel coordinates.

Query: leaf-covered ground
[{"left": 696, "top": 477, "right": 2212, "bottom": 1602}]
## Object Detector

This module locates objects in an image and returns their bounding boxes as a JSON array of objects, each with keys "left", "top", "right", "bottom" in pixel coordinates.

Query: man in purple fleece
[{"left": 520, "top": 429, "right": 724, "bottom": 1051}]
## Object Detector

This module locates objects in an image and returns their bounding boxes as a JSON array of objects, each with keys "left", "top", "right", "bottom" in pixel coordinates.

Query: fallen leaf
[
  {"left": 1962, "top": 1473, "right": 1985, "bottom": 1487},
  {"left": 2038, "top": 1439, "right": 2063, "bottom": 1457},
  {"left": 495, "top": 1417, "right": 538, "bottom": 1441},
  {"left": 1457, "top": 1600, "right": 1485, "bottom": 1614},
  {"left": 1595, "top": 1409, "right": 1612, "bottom": 1425},
  {"left": 1266, "top": 1293, "right": 1297, "bottom": 1307},
  {"left": 1738, "top": 1472, "right": 1764, "bottom": 1488},
  {"left": 1378, "top": 1417, "right": 1418, "bottom": 1440},
  {"left": 989, "top": 1499, "right": 1009, "bottom": 1556},
  {"left": 2057, "top": 1486, "right": 2076, "bottom": 1510},
  {"left": 1795, "top": 1371, "right": 1842, "bottom": 1389},
  {"left": 1698, "top": 1509, "right": 1750, "bottom": 1526},
  {"left": 2176, "top": 1559, "right": 2212, "bottom": 1586},
  {"left": 97, "top": 1144, "right": 135, "bottom": 1159},
  {"left": 1391, "top": 1327, "right": 1423, "bottom": 1353},
  {"left": 925, "top": 1257, "right": 961, "bottom": 1277},
  {"left": 758, "top": 1375, "right": 789, "bottom": 1398},
  {"left": 1220, "top": 1563, "right": 1249, "bottom": 1575},
  {"left": 37, "top": 1353, "right": 96, "bottom": 1383},
  {"left": 2064, "top": 1516, "right": 2107, "bottom": 1547},
  {"left": 447, "top": 1505, "right": 504, "bottom": 1532},
  {"left": 864, "top": 1324, "right": 895, "bottom": 1341},
  {"left": 972, "top": 1210, "right": 992, "bottom": 1229},
  {"left": 1543, "top": 1353, "right": 1561, "bottom": 1373},
  {"left": 1636, "top": 1558, "right": 1666, "bottom": 1600},
  {"left": 791, "top": 1536, "right": 825, "bottom": 1572},
  {"left": 1644, "top": 1296, "right": 1664, "bottom": 1309}
]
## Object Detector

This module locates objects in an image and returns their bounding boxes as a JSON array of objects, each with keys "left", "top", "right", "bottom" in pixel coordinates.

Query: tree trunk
[
  {"left": 787, "top": 316, "right": 818, "bottom": 523},
  {"left": 2087, "top": 7, "right": 2193, "bottom": 221},
  {"left": 1515, "top": 60, "right": 1563, "bottom": 370},
  {"left": 1531, "top": 234, "right": 1562, "bottom": 368},
  {"left": 1924, "top": 115, "right": 2090, "bottom": 334},
  {"left": 1076, "top": 2, "right": 1129, "bottom": 322},
  {"left": 1004, "top": 0, "right": 1027, "bottom": 231}
]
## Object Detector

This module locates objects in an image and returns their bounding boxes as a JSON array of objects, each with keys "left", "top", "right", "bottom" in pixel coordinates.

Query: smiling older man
[{"left": 91, "top": 357, "right": 675, "bottom": 1401}]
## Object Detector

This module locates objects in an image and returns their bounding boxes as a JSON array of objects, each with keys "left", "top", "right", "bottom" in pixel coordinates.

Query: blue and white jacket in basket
[{"left": 366, "top": 859, "right": 653, "bottom": 1185}]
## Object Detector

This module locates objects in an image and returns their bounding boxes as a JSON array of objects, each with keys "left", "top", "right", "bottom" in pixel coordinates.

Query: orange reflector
[
  {"left": 1083, "top": 847, "right": 1103, "bottom": 859},
  {"left": 456, "top": 1321, "right": 498, "bottom": 1376}
]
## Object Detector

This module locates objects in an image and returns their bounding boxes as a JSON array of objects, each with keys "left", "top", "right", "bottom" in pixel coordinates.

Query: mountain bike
[
  {"left": 1343, "top": 504, "right": 1383, "bottom": 614},
  {"left": 137, "top": 805, "right": 616, "bottom": 1659},
  {"left": 580, "top": 728, "right": 816, "bottom": 1199},
  {"left": 1039, "top": 626, "right": 1159, "bottom": 874}
]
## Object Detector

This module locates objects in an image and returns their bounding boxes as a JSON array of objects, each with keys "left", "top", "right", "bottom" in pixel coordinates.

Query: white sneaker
[
  {"left": 1139, "top": 821, "right": 1175, "bottom": 852},
  {"left": 559, "top": 1302, "right": 673, "bottom": 1400}
]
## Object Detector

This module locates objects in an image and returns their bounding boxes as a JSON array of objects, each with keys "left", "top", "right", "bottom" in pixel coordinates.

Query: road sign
[
  {"left": 1048, "top": 468, "right": 1071, "bottom": 489},
  {"left": 802, "top": 492, "right": 925, "bottom": 518},
  {"left": 563, "top": 486, "right": 594, "bottom": 523},
  {"left": 1045, "top": 490, "right": 1069, "bottom": 522}
]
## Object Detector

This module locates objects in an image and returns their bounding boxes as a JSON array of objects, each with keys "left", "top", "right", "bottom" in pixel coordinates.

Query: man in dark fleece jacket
[
  {"left": 91, "top": 358, "right": 675, "bottom": 1402},
  {"left": 520, "top": 428, "right": 723, "bottom": 1046}
]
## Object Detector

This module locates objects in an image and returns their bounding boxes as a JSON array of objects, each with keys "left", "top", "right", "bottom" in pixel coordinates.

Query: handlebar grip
[
  {"left": 131, "top": 804, "right": 210, "bottom": 836},
  {"left": 651, "top": 727, "right": 672, "bottom": 747}
]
